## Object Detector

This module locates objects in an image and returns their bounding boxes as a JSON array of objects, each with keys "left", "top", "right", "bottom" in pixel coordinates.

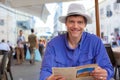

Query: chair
[
  {"left": 0, "top": 50, "right": 8, "bottom": 80},
  {"left": 104, "top": 44, "right": 120, "bottom": 80},
  {"left": 0, "top": 50, "right": 13, "bottom": 80}
]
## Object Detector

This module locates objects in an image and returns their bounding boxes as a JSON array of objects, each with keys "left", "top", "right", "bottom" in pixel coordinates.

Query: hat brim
[{"left": 59, "top": 13, "right": 92, "bottom": 24}]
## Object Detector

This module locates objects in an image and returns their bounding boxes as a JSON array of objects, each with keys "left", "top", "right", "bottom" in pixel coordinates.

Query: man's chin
[{"left": 71, "top": 35, "right": 80, "bottom": 38}]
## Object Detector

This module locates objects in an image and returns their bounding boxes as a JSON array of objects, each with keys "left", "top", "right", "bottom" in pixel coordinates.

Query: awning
[
  {"left": 13, "top": 4, "right": 49, "bottom": 23},
  {"left": 0, "top": 0, "right": 77, "bottom": 23}
]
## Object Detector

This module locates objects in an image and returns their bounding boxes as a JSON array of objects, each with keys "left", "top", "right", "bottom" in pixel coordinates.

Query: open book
[{"left": 52, "top": 64, "right": 98, "bottom": 80}]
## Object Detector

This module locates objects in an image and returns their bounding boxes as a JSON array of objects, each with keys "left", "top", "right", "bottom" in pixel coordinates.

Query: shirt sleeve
[
  {"left": 39, "top": 43, "right": 55, "bottom": 80},
  {"left": 7, "top": 44, "right": 10, "bottom": 51},
  {"left": 94, "top": 39, "right": 114, "bottom": 80}
]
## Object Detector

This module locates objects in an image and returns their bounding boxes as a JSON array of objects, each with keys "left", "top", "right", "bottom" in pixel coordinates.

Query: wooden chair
[
  {"left": 0, "top": 50, "right": 13, "bottom": 80},
  {"left": 104, "top": 44, "right": 120, "bottom": 80}
]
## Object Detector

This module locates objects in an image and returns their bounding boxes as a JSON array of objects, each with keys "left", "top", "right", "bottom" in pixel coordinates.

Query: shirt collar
[{"left": 64, "top": 32, "right": 86, "bottom": 50}]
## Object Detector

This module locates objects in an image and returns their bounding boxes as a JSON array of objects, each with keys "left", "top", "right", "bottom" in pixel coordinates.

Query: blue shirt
[{"left": 40, "top": 32, "right": 114, "bottom": 80}]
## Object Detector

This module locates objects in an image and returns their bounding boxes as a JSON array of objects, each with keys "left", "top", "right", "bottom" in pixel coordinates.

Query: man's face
[
  {"left": 20, "top": 31, "right": 23, "bottom": 35},
  {"left": 65, "top": 15, "right": 86, "bottom": 38}
]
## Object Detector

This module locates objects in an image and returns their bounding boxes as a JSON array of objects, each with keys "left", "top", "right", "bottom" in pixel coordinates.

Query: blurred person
[
  {"left": 39, "top": 39, "right": 44, "bottom": 57},
  {"left": 23, "top": 43, "right": 27, "bottom": 58},
  {"left": 42, "top": 39, "right": 47, "bottom": 53},
  {"left": 101, "top": 32, "right": 108, "bottom": 44},
  {"left": 0, "top": 39, "right": 10, "bottom": 51},
  {"left": 115, "top": 32, "right": 120, "bottom": 46},
  {"left": 0, "top": 39, "right": 10, "bottom": 67},
  {"left": 28, "top": 28, "right": 38, "bottom": 64},
  {"left": 16, "top": 30, "right": 25, "bottom": 65},
  {"left": 7, "top": 40, "right": 14, "bottom": 52},
  {"left": 40, "top": 3, "right": 114, "bottom": 80},
  {"left": 108, "top": 33, "right": 118, "bottom": 47},
  {"left": 42, "top": 39, "right": 47, "bottom": 48}
]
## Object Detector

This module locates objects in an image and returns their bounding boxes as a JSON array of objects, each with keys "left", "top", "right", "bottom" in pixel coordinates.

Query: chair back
[{"left": 104, "top": 44, "right": 116, "bottom": 66}]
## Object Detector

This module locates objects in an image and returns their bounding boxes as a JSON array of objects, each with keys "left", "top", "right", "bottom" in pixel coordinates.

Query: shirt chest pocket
[
  {"left": 77, "top": 51, "right": 95, "bottom": 65},
  {"left": 55, "top": 57, "right": 67, "bottom": 67}
]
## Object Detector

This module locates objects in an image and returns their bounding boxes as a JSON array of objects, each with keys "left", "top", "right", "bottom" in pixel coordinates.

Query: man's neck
[
  {"left": 32, "top": 33, "right": 34, "bottom": 34},
  {"left": 68, "top": 35, "right": 82, "bottom": 49}
]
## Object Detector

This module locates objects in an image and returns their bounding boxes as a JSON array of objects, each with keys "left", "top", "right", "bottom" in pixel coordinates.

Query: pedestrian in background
[
  {"left": 0, "top": 39, "right": 10, "bottom": 68},
  {"left": 0, "top": 39, "right": 10, "bottom": 51},
  {"left": 28, "top": 28, "right": 38, "bottom": 64},
  {"left": 38, "top": 39, "right": 44, "bottom": 57},
  {"left": 16, "top": 30, "right": 25, "bottom": 65}
]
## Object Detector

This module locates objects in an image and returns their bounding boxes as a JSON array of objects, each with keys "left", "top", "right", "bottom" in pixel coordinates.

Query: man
[
  {"left": 28, "top": 28, "right": 38, "bottom": 64},
  {"left": 0, "top": 39, "right": 10, "bottom": 68},
  {"left": 40, "top": 3, "right": 114, "bottom": 80},
  {"left": 0, "top": 39, "right": 10, "bottom": 51},
  {"left": 16, "top": 30, "right": 25, "bottom": 64}
]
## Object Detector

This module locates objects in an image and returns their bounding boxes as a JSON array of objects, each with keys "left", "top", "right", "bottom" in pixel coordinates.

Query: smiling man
[{"left": 40, "top": 3, "right": 114, "bottom": 80}]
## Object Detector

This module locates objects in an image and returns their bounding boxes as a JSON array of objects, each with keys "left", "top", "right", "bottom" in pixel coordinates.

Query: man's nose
[{"left": 73, "top": 22, "right": 78, "bottom": 28}]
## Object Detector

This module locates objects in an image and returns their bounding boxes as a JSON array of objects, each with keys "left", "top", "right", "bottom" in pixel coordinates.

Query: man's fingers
[
  {"left": 91, "top": 67, "right": 107, "bottom": 80},
  {"left": 54, "top": 75, "right": 65, "bottom": 80}
]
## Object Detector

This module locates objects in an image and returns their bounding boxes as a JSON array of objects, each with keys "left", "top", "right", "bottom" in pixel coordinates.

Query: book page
[
  {"left": 52, "top": 64, "right": 98, "bottom": 80},
  {"left": 52, "top": 67, "right": 76, "bottom": 80},
  {"left": 76, "top": 64, "right": 98, "bottom": 80}
]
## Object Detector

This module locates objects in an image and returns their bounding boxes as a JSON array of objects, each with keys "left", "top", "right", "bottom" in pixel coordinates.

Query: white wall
[
  {"left": 0, "top": 4, "right": 32, "bottom": 46},
  {"left": 0, "top": 5, "right": 17, "bottom": 45}
]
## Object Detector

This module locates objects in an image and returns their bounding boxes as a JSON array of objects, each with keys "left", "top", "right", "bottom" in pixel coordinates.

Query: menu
[{"left": 52, "top": 64, "right": 98, "bottom": 80}]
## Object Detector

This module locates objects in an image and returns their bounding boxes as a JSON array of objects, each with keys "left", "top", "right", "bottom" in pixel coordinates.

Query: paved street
[
  {"left": 8, "top": 59, "right": 119, "bottom": 80},
  {"left": 9, "top": 60, "right": 41, "bottom": 80}
]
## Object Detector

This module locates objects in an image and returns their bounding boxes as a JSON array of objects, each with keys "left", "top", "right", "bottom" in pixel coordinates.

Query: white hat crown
[
  {"left": 67, "top": 3, "right": 86, "bottom": 15},
  {"left": 59, "top": 3, "right": 92, "bottom": 24}
]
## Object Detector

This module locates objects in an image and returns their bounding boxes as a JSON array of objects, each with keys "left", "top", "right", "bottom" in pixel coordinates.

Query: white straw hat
[{"left": 59, "top": 3, "right": 92, "bottom": 24}]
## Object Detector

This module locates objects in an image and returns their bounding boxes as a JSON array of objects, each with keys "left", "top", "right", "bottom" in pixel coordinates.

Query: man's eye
[
  {"left": 78, "top": 21, "right": 84, "bottom": 24},
  {"left": 69, "top": 21, "right": 74, "bottom": 23}
]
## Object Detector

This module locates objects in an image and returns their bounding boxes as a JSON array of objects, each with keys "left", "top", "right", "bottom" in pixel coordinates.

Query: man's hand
[
  {"left": 90, "top": 66, "right": 107, "bottom": 80},
  {"left": 47, "top": 74, "right": 66, "bottom": 80}
]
